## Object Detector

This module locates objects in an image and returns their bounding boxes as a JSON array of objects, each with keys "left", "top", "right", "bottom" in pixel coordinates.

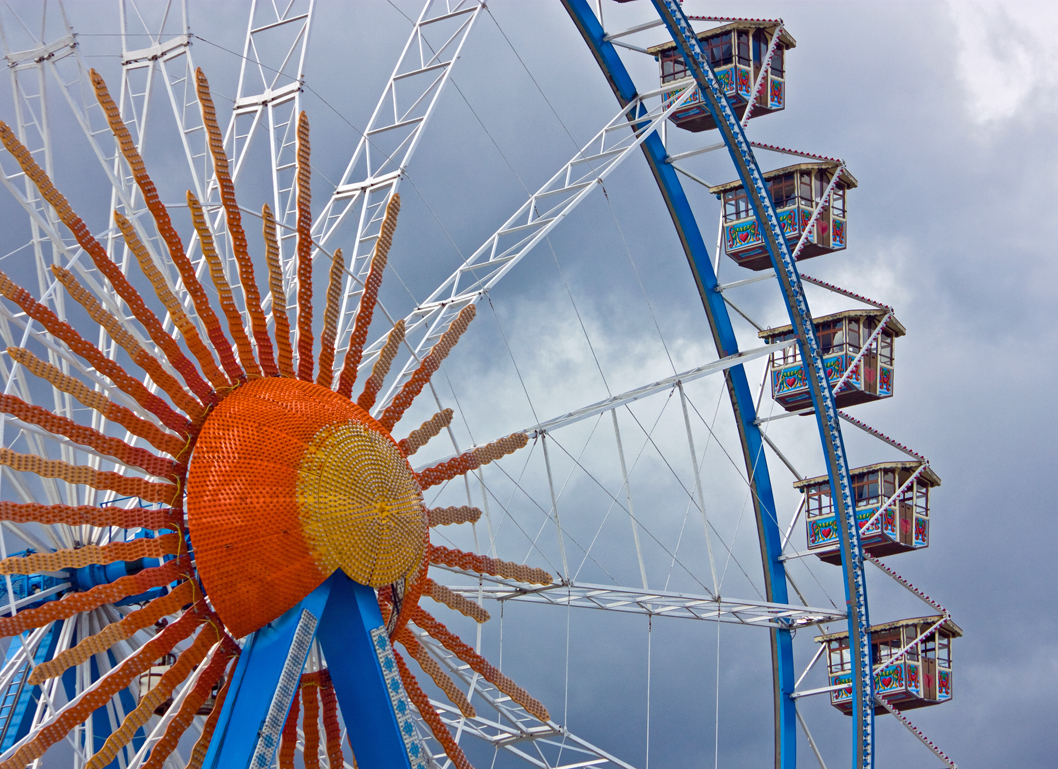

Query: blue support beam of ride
[
  {"left": 647, "top": 2, "right": 874, "bottom": 767},
  {"left": 317, "top": 574, "right": 429, "bottom": 769},
  {"left": 560, "top": 2, "right": 796, "bottom": 767},
  {"left": 203, "top": 572, "right": 421, "bottom": 769}
]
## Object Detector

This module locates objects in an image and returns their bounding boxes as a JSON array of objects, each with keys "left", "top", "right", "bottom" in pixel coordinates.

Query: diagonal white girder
[
  {"left": 439, "top": 571, "right": 844, "bottom": 629},
  {"left": 310, "top": 1, "right": 486, "bottom": 374},
  {"left": 372, "top": 82, "right": 699, "bottom": 412},
  {"left": 411, "top": 625, "right": 638, "bottom": 769}
]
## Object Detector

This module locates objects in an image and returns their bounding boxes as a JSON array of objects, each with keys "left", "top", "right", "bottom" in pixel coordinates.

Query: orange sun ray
[
  {"left": 0, "top": 270, "right": 191, "bottom": 434},
  {"left": 425, "top": 578, "right": 490, "bottom": 623},
  {"left": 188, "top": 191, "right": 260, "bottom": 379},
  {"left": 263, "top": 203, "right": 296, "bottom": 378},
  {"left": 0, "top": 448, "right": 178, "bottom": 505},
  {"left": 337, "top": 193, "right": 401, "bottom": 398},
  {"left": 379, "top": 304, "right": 476, "bottom": 432},
  {"left": 398, "top": 407, "right": 454, "bottom": 457},
  {"left": 87, "top": 621, "right": 223, "bottom": 769},
  {"left": 358, "top": 319, "right": 405, "bottom": 412},
  {"left": 7, "top": 346, "right": 186, "bottom": 458},
  {"left": 186, "top": 657, "right": 238, "bottom": 769},
  {"left": 49, "top": 265, "right": 206, "bottom": 422},
  {"left": 0, "top": 391, "right": 178, "bottom": 479},
  {"left": 0, "top": 500, "right": 181, "bottom": 532},
  {"left": 317, "top": 247, "right": 345, "bottom": 389},
  {"left": 295, "top": 111, "right": 315, "bottom": 381},
  {"left": 301, "top": 674, "right": 322, "bottom": 769},
  {"left": 417, "top": 432, "right": 529, "bottom": 489},
  {"left": 30, "top": 580, "right": 198, "bottom": 684},
  {"left": 393, "top": 648, "right": 473, "bottom": 769},
  {"left": 427, "top": 504, "right": 481, "bottom": 527},
  {"left": 428, "top": 544, "right": 551, "bottom": 586},
  {"left": 0, "top": 122, "right": 216, "bottom": 405},
  {"left": 113, "top": 210, "right": 229, "bottom": 394},
  {"left": 195, "top": 68, "right": 278, "bottom": 377},
  {"left": 141, "top": 636, "right": 240, "bottom": 769},
  {"left": 318, "top": 670, "right": 344, "bottom": 768},
  {"left": 411, "top": 605, "right": 550, "bottom": 723},
  {"left": 0, "top": 602, "right": 204, "bottom": 769},
  {"left": 0, "top": 532, "right": 181, "bottom": 576},
  {"left": 395, "top": 626, "right": 476, "bottom": 718},
  {"left": 279, "top": 683, "right": 301, "bottom": 769},
  {"left": 0, "top": 556, "right": 189, "bottom": 637}
]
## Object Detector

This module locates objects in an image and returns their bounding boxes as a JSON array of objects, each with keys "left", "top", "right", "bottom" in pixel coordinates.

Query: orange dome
[{"left": 187, "top": 377, "right": 426, "bottom": 638}]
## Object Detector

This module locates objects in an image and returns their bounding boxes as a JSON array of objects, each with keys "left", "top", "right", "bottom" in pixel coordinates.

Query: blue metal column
[
  {"left": 317, "top": 574, "right": 427, "bottom": 769},
  {"left": 0, "top": 621, "right": 64, "bottom": 751},
  {"left": 648, "top": 2, "right": 874, "bottom": 767},
  {"left": 560, "top": 3, "right": 796, "bottom": 767},
  {"left": 204, "top": 572, "right": 420, "bottom": 769}
]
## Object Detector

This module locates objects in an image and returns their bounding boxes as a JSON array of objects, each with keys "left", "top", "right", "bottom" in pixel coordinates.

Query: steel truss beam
[
  {"left": 310, "top": 0, "right": 485, "bottom": 375},
  {"left": 441, "top": 574, "right": 845, "bottom": 629},
  {"left": 372, "top": 82, "right": 699, "bottom": 411}
]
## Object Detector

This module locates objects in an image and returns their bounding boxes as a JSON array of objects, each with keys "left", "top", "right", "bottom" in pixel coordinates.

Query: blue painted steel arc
[
  {"left": 561, "top": 2, "right": 795, "bottom": 767},
  {"left": 647, "top": 1, "right": 874, "bottom": 767}
]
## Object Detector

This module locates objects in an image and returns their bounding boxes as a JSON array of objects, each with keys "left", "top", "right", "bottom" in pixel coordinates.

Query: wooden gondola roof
[
  {"left": 758, "top": 308, "right": 905, "bottom": 341},
  {"left": 793, "top": 460, "right": 942, "bottom": 490},
  {"left": 815, "top": 615, "right": 963, "bottom": 643},
  {"left": 647, "top": 20, "right": 797, "bottom": 55},
  {"left": 709, "top": 161, "right": 859, "bottom": 195}
]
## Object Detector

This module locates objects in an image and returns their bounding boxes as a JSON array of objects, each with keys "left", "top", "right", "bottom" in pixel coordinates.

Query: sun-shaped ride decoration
[{"left": 0, "top": 68, "right": 550, "bottom": 769}]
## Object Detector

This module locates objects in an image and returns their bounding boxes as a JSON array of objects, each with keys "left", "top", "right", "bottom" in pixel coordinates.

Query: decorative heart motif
[
  {"left": 738, "top": 231, "right": 750, "bottom": 243},
  {"left": 881, "top": 675, "right": 893, "bottom": 689},
  {"left": 820, "top": 526, "right": 834, "bottom": 539}
]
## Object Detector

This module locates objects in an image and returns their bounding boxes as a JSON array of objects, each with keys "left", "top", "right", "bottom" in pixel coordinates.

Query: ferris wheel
[{"left": 0, "top": 2, "right": 962, "bottom": 769}]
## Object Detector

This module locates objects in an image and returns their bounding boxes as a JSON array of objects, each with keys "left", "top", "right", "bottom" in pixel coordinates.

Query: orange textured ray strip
[
  {"left": 50, "top": 266, "right": 205, "bottom": 422},
  {"left": 396, "top": 627, "right": 476, "bottom": 717},
  {"left": 397, "top": 408, "right": 453, "bottom": 457},
  {"left": 393, "top": 648, "right": 472, "bottom": 769},
  {"left": 357, "top": 320, "right": 405, "bottom": 412},
  {"left": 0, "top": 532, "right": 181, "bottom": 575},
  {"left": 0, "top": 556, "right": 190, "bottom": 638},
  {"left": 336, "top": 194, "right": 401, "bottom": 398},
  {"left": 0, "top": 121, "right": 214, "bottom": 406},
  {"left": 195, "top": 68, "right": 277, "bottom": 377},
  {"left": 428, "top": 545, "right": 551, "bottom": 586},
  {"left": 425, "top": 578, "right": 489, "bottom": 623},
  {"left": 113, "top": 211, "right": 228, "bottom": 393},
  {"left": 185, "top": 651, "right": 237, "bottom": 769},
  {"left": 316, "top": 248, "right": 344, "bottom": 390},
  {"left": 29, "top": 581, "right": 197, "bottom": 684},
  {"left": 0, "top": 500, "right": 181, "bottom": 532},
  {"left": 8, "top": 347, "right": 187, "bottom": 458},
  {"left": 317, "top": 670, "right": 343, "bottom": 769},
  {"left": 0, "top": 271, "right": 190, "bottom": 434},
  {"left": 0, "top": 448, "right": 178, "bottom": 506},
  {"left": 412, "top": 605, "right": 550, "bottom": 723},
  {"left": 86, "top": 622, "right": 220, "bottom": 769},
  {"left": 426, "top": 505, "right": 481, "bottom": 528},
  {"left": 278, "top": 683, "right": 301, "bottom": 769},
  {"left": 379, "top": 304, "right": 475, "bottom": 432},
  {"left": 301, "top": 674, "right": 321, "bottom": 769},
  {"left": 141, "top": 635, "right": 239, "bottom": 769},
  {"left": 0, "top": 392, "right": 178, "bottom": 479},
  {"left": 89, "top": 69, "right": 240, "bottom": 385},
  {"left": 263, "top": 204, "right": 295, "bottom": 378},
  {"left": 295, "top": 111, "right": 314, "bottom": 381},
  {"left": 0, "top": 605, "right": 203, "bottom": 769},
  {"left": 188, "top": 192, "right": 260, "bottom": 379},
  {"left": 416, "top": 432, "right": 528, "bottom": 490}
]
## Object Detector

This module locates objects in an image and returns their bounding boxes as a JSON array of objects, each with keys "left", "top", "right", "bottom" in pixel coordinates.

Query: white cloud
[{"left": 948, "top": 0, "right": 1058, "bottom": 124}]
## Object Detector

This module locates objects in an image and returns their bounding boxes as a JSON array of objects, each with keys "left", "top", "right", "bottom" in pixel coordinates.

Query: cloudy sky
[{"left": 0, "top": 0, "right": 1053, "bottom": 767}]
